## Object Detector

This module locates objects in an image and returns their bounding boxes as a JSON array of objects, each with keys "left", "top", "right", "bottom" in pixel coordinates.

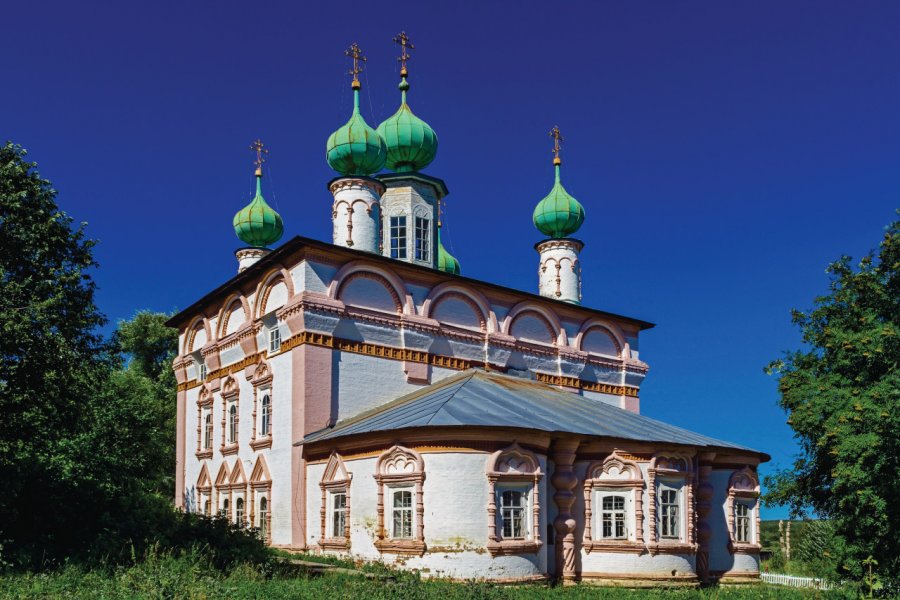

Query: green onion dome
[
  {"left": 377, "top": 76, "right": 438, "bottom": 173},
  {"left": 233, "top": 169, "right": 284, "bottom": 247},
  {"left": 532, "top": 159, "right": 584, "bottom": 238},
  {"left": 326, "top": 87, "right": 387, "bottom": 176},
  {"left": 436, "top": 226, "right": 460, "bottom": 275}
]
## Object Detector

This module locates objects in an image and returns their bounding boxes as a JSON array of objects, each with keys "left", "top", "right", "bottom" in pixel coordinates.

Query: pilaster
[{"left": 550, "top": 437, "right": 581, "bottom": 583}]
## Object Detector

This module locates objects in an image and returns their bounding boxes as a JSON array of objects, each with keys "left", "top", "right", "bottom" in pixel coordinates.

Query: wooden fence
[{"left": 761, "top": 572, "right": 835, "bottom": 590}]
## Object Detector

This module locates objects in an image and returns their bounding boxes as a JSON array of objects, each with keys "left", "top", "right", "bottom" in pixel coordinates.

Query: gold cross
[
  {"left": 549, "top": 126, "right": 563, "bottom": 164},
  {"left": 393, "top": 31, "right": 414, "bottom": 76},
  {"left": 345, "top": 43, "right": 366, "bottom": 88},
  {"left": 250, "top": 139, "right": 268, "bottom": 173}
]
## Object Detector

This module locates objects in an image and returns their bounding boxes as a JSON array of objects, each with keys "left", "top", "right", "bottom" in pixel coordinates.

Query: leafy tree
[
  {"left": 765, "top": 215, "right": 899, "bottom": 583},
  {"left": 0, "top": 142, "right": 109, "bottom": 566}
]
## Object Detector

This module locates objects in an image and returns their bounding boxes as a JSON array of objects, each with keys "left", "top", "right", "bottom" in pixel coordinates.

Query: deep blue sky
[{"left": 4, "top": 2, "right": 897, "bottom": 519}]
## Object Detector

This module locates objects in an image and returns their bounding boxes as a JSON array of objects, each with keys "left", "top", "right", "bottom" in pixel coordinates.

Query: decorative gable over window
[
  {"left": 319, "top": 452, "right": 352, "bottom": 551},
  {"left": 373, "top": 445, "right": 425, "bottom": 556},
  {"left": 583, "top": 450, "right": 645, "bottom": 553},
  {"left": 485, "top": 443, "right": 543, "bottom": 556}
]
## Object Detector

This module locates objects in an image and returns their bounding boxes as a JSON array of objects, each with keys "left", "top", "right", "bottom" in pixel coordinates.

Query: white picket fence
[{"left": 761, "top": 572, "right": 835, "bottom": 590}]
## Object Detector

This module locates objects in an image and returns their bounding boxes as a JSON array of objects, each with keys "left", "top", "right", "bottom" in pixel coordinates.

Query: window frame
[
  {"left": 726, "top": 466, "right": 760, "bottom": 554},
  {"left": 414, "top": 216, "right": 430, "bottom": 263},
  {"left": 318, "top": 451, "right": 351, "bottom": 551},
  {"left": 497, "top": 486, "right": 530, "bottom": 540},
  {"left": 220, "top": 376, "right": 239, "bottom": 456},
  {"left": 597, "top": 492, "right": 628, "bottom": 540},
  {"left": 647, "top": 453, "right": 696, "bottom": 555},
  {"left": 389, "top": 215, "right": 408, "bottom": 259},
  {"left": 374, "top": 445, "right": 425, "bottom": 556},
  {"left": 583, "top": 451, "right": 645, "bottom": 554},
  {"left": 268, "top": 327, "right": 281, "bottom": 354},
  {"left": 249, "top": 360, "right": 273, "bottom": 451},
  {"left": 658, "top": 482, "right": 682, "bottom": 540},
  {"left": 195, "top": 386, "right": 214, "bottom": 460},
  {"left": 485, "top": 443, "right": 543, "bottom": 557},
  {"left": 249, "top": 455, "right": 272, "bottom": 545}
]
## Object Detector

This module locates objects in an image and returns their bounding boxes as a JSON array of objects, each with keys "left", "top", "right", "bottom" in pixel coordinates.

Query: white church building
[{"left": 168, "top": 37, "right": 767, "bottom": 586}]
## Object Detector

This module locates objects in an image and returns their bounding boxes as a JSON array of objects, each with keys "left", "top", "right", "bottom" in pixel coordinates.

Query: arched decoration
[
  {"left": 504, "top": 302, "right": 566, "bottom": 346},
  {"left": 319, "top": 452, "right": 353, "bottom": 551},
  {"left": 217, "top": 293, "right": 251, "bottom": 339},
  {"left": 485, "top": 443, "right": 543, "bottom": 556},
  {"left": 250, "top": 359, "right": 274, "bottom": 451},
  {"left": 648, "top": 452, "right": 697, "bottom": 555},
  {"left": 583, "top": 450, "right": 645, "bottom": 553},
  {"left": 230, "top": 460, "right": 247, "bottom": 488},
  {"left": 196, "top": 463, "right": 212, "bottom": 516},
  {"left": 186, "top": 317, "right": 211, "bottom": 354},
  {"left": 249, "top": 455, "right": 272, "bottom": 544},
  {"left": 195, "top": 385, "right": 214, "bottom": 458},
  {"left": 336, "top": 271, "right": 403, "bottom": 314},
  {"left": 574, "top": 319, "right": 627, "bottom": 358},
  {"left": 214, "top": 462, "right": 231, "bottom": 489},
  {"left": 220, "top": 376, "right": 240, "bottom": 455},
  {"left": 254, "top": 267, "right": 295, "bottom": 319},
  {"left": 726, "top": 467, "right": 761, "bottom": 553},
  {"left": 422, "top": 283, "right": 496, "bottom": 332},
  {"left": 373, "top": 445, "right": 425, "bottom": 556},
  {"left": 328, "top": 261, "right": 413, "bottom": 315}
]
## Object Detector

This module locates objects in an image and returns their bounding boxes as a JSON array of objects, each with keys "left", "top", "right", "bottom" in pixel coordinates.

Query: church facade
[{"left": 168, "top": 37, "right": 766, "bottom": 585}]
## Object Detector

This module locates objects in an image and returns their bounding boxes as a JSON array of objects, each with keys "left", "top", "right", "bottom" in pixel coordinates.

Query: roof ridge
[{"left": 424, "top": 371, "right": 476, "bottom": 425}]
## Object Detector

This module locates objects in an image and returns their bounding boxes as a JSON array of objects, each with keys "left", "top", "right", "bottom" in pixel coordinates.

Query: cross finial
[
  {"left": 250, "top": 139, "right": 268, "bottom": 176},
  {"left": 550, "top": 126, "right": 563, "bottom": 165},
  {"left": 393, "top": 31, "right": 415, "bottom": 77},
  {"left": 345, "top": 43, "right": 366, "bottom": 89}
]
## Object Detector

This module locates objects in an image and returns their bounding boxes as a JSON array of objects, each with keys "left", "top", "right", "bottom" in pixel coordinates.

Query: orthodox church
[{"left": 168, "top": 35, "right": 767, "bottom": 586}]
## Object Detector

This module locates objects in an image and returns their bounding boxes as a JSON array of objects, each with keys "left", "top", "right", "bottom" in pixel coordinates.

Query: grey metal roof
[{"left": 302, "top": 370, "right": 766, "bottom": 456}]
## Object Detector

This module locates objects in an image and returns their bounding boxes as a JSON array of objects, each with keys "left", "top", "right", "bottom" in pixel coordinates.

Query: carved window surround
[
  {"left": 726, "top": 467, "right": 761, "bottom": 554},
  {"left": 249, "top": 455, "right": 272, "bottom": 544},
  {"left": 647, "top": 453, "right": 697, "bottom": 556},
  {"left": 583, "top": 450, "right": 645, "bottom": 554},
  {"left": 318, "top": 452, "right": 352, "bottom": 551},
  {"left": 220, "top": 376, "right": 239, "bottom": 456},
  {"left": 248, "top": 360, "right": 273, "bottom": 451},
  {"left": 485, "top": 443, "right": 543, "bottom": 557},
  {"left": 373, "top": 445, "right": 426, "bottom": 556},
  {"left": 195, "top": 386, "right": 213, "bottom": 460}
]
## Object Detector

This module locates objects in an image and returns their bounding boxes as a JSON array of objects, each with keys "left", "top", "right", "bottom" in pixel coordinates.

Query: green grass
[{"left": 0, "top": 551, "right": 861, "bottom": 600}]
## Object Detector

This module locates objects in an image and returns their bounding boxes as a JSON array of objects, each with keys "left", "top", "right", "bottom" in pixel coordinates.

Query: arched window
[
  {"left": 228, "top": 404, "right": 237, "bottom": 444},
  {"left": 222, "top": 498, "right": 230, "bottom": 519},
  {"left": 235, "top": 497, "right": 244, "bottom": 526},
  {"left": 258, "top": 497, "right": 268, "bottom": 541},
  {"left": 204, "top": 499, "right": 210, "bottom": 516},
  {"left": 204, "top": 414, "right": 213, "bottom": 450},
  {"left": 260, "top": 394, "right": 271, "bottom": 437}
]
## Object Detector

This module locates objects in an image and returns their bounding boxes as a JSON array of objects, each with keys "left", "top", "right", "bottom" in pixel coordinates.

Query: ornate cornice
[{"left": 328, "top": 176, "right": 386, "bottom": 196}]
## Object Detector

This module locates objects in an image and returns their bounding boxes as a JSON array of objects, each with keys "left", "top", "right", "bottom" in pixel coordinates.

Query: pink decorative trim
[
  {"left": 647, "top": 452, "right": 697, "bottom": 556},
  {"left": 503, "top": 301, "right": 567, "bottom": 346},
  {"left": 185, "top": 316, "right": 213, "bottom": 354},
  {"left": 217, "top": 293, "right": 252, "bottom": 340},
  {"left": 485, "top": 443, "right": 543, "bottom": 557},
  {"left": 573, "top": 319, "right": 627, "bottom": 358},
  {"left": 252, "top": 267, "right": 295, "bottom": 319},
  {"left": 373, "top": 445, "right": 426, "bottom": 556},
  {"left": 249, "top": 359, "right": 273, "bottom": 450},
  {"left": 175, "top": 389, "right": 186, "bottom": 507},
  {"left": 422, "top": 287, "right": 490, "bottom": 332},
  {"left": 327, "top": 261, "right": 413, "bottom": 315},
  {"left": 318, "top": 452, "right": 352, "bottom": 551},
  {"left": 726, "top": 466, "right": 761, "bottom": 554},
  {"left": 583, "top": 450, "right": 644, "bottom": 553},
  {"left": 335, "top": 270, "right": 403, "bottom": 314}
]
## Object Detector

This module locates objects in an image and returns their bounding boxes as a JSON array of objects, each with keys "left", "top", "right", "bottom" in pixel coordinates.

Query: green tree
[
  {"left": 0, "top": 142, "right": 109, "bottom": 566},
  {"left": 765, "top": 215, "right": 899, "bottom": 583}
]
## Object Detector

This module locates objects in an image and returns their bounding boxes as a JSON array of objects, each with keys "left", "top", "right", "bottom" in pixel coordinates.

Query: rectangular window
[
  {"left": 735, "top": 503, "right": 750, "bottom": 543},
  {"left": 599, "top": 494, "right": 627, "bottom": 539},
  {"left": 500, "top": 489, "right": 527, "bottom": 539},
  {"left": 391, "top": 489, "right": 413, "bottom": 539},
  {"left": 269, "top": 328, "right": 281, "bottom": 353},
  {"left": 660, "top": 487, "right": 680, "bottom": 539},
  {"left": 198, "top": 363, "right": 207, "bottom": 381},
  {"left": 330, "top": 491, "right": 347, "bottom": 538},
  {"left": 414, "top": 217, "right": 430, "bottom": 262},
  {"left": 390, "top": 216, "right": 407, "bottom": 259}
]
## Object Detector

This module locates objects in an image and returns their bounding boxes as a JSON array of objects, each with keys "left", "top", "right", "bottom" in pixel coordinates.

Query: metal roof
[{"left": 302, "top": 370, "right": 766, "bottom": 457}]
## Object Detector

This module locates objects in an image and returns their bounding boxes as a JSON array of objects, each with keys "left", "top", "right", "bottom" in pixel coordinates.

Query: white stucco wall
[{"left": 306, "top": 451, "right": 548, "bottom": 580}]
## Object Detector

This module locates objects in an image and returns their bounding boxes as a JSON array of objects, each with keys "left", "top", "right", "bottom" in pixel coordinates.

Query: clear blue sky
[{"left": 4, "top": 2, "right": 897, "bottom": 519}]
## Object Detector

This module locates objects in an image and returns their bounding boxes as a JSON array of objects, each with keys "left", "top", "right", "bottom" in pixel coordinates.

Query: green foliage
[
  {"left": 0, "top": 143, "right": 267, "bottom": 571},
  {"left": 765, "top": 214, "right": 900, "bottom": 584},
  {"left": 0, "top": 552, "right": 860, "bottom": 600}
]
